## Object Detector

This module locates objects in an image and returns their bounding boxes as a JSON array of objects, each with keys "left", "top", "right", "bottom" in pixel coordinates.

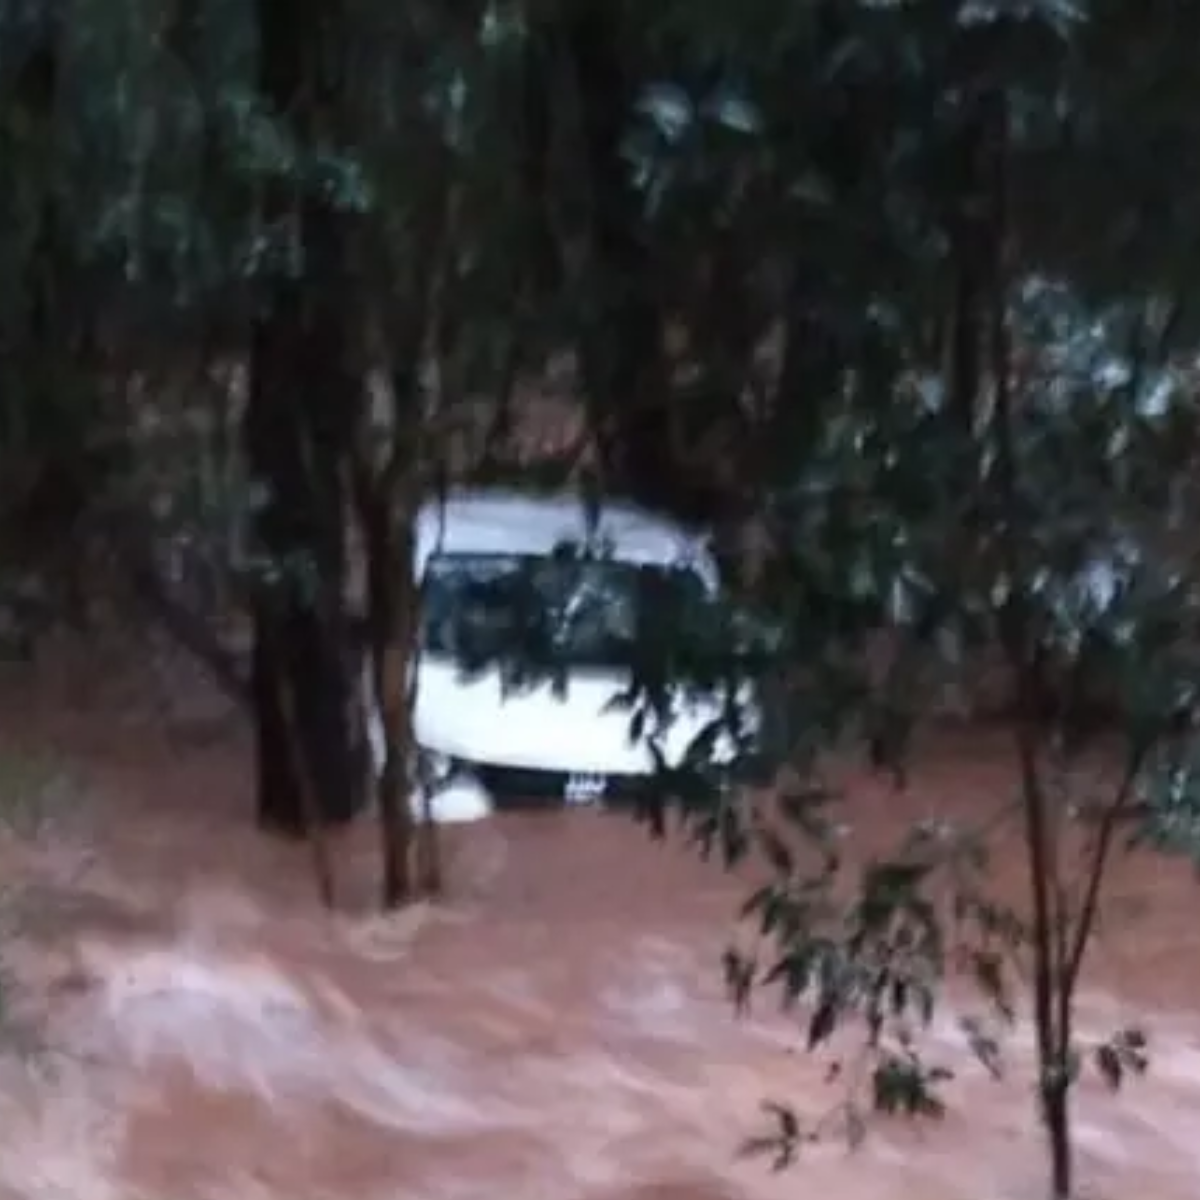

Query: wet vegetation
[{"left": 4, "top": 0, "right": 1200, "bottom": 1196}]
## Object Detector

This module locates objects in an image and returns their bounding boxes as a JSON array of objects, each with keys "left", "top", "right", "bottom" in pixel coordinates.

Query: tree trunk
[
  {"left": 1020, "top": 706, "right": 1075, "bottom": 1200},
  {"left": 273, "top": 627, "right": 337, "bottom": 908},
  {"left": 1041, "top": 1073, "right": 1073, "bottom": 1200},
  {"left": 3, "top": 8, "right": 103, "bottom": 631},
  {"left": 564, "top": 6, "right": 723, "bottom": 524},
  {"left": 357, "top": 474, "right": 417, "bottom": 907},
  {"left": 987, "top": 88, "right": 1077, "bottom": 1200},
  {"left": 247, "top": 0, "right": 364, "bottom": 835},
  {"left": 348, "top": 82, "right": 453, "bottom": 901}
]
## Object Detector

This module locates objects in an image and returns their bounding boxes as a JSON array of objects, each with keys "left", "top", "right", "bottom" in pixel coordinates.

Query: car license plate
[{"left": 564, "top": 773, "right": 608, "bottom": 805}]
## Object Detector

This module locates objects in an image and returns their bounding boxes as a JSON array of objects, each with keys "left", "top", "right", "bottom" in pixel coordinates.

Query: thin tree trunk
[
  {"left": 119, "top": 534, "right": 251, "bottom": 706},
  {"left": 1014, "top": 699, "right": 1073, "bottom": 1200},
  {"left": 400, "top": 497, "right": 442, "bottom": 899},
  {"left": 411, "top": 519, "right": 442, "bottom": 896},
  {"left": 276, "top": 644, "right": 337, "bottom": 908},
  {"left": 350, "top": 102, "right": 452, "bottom": 904},
  {"left": 563, "top": 6, "right": 680, "bottom": 516},
  {"left": 986, "top": 89, "right": 1076, "bottom": 1199},
  {"left": 1041, "top": 1070, "right": 1073, "bottom": 1200},
  {"left": 5, "top": 8, "right": 101, "bottom": 630},
  {"left": 247, "top": 0, "right": 364, "bottom": 835},
  {"left": 357, "top": 474, "right": 417, "bottom": 907}
]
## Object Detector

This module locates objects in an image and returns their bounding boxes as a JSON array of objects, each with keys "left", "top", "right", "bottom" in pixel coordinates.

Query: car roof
[{"left": 415, "top": 488, "right": 715, "bottom": 576}]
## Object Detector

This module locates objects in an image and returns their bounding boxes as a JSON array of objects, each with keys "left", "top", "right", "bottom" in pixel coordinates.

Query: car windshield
[{"left": 420, "top": 552, "right": 712, "bottom": 668}]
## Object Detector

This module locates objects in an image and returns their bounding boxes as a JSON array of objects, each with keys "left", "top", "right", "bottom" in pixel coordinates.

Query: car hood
[{"left": 413, "top": 656, "right": 752, "bottom": 776}]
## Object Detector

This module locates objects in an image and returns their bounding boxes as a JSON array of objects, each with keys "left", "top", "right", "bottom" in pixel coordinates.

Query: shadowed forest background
[{"left": 5, "top": 2, "right": 1200, "bottom": 1198}]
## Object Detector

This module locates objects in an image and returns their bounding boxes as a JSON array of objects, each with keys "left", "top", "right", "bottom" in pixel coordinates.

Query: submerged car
[{"left": 363, "top": 488, "right": 757, "bottom": 823}]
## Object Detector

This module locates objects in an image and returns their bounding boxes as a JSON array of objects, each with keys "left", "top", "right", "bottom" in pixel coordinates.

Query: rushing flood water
[{"left": 2, "top": 648, "right": 1200, "bottom": 1199}]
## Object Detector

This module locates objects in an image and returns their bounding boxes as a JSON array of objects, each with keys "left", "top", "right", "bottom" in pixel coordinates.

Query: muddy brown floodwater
[{"left": 0, "top": 645, "right": 1199, "bottom": 1200}]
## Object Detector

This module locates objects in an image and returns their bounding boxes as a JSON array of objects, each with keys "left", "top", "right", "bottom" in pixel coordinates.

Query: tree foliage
[{"left": 3, "top": 0, "right": 1200, "bottom": 1196}]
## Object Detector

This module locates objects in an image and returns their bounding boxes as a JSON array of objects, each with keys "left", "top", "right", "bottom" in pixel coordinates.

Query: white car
[{"left": 363, "top": 489, "right": 756, "bottom": 823}]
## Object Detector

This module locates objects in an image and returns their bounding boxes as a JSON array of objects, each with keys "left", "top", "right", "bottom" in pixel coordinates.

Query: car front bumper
[{"left": 456, "top": 759, "right": 652, "bottom": 812}]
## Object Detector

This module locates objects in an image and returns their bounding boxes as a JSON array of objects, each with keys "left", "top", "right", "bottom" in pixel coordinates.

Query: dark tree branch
[{"left": 117, "top": 541, "right": 252, "bottom": 710}]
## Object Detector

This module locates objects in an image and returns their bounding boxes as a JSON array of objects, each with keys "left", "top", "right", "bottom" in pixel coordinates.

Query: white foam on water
[
  {"left": 414, "top": 778, "right": 495, "bottom": 825},
  {"left": 79, "top": 942, "right": 514, "bottom": 1139},
  {"left": 6, "top": 924, "right": 1200, "bottom": 1200},
  {"left": 597, "top": 936, "right": 709, "bottom": 1042},
  {"left": 0, "top": 1055, "right": 129, "bottom": 1200}
]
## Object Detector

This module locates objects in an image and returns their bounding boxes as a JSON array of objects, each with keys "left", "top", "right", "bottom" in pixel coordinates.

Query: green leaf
[
  {"left": 960, "top": 1015, "right": 1006, "bottom": 1080},
  {"left": 756, "top": 825, "right": 794, "bottom": 874},
  {"left": 722, "top": 947, "right": 757, "bottom": 1015},
  {"left": 806, "top": 994, "right": 839, "bottom": 1050},
  {"left": 969, "top": 949, "right": 1015, "bottom": 1023},
  {"left": 1095, "top": 1042, "right": 1123, "bottom": 1091}
]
